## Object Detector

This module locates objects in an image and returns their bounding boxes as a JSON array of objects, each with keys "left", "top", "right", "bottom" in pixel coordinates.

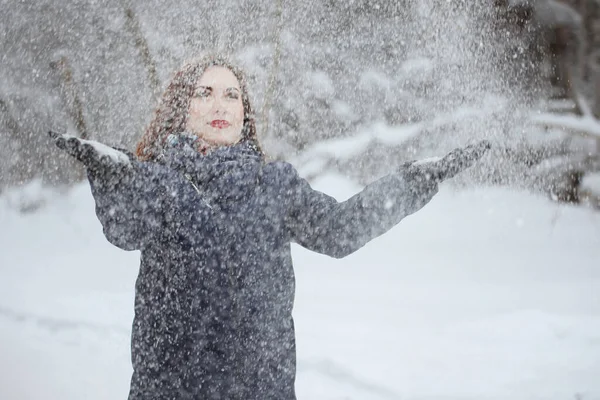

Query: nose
[{"left": 211, "top": 95, "right": 226, "bottom": 115}]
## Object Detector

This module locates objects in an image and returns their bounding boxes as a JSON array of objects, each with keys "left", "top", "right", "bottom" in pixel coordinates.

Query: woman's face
[{"left": 186, "top": 66, "right": 245, "bottom": 146}]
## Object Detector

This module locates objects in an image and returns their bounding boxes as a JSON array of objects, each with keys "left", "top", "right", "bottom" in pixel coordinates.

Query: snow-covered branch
[
  {"left": 531, "top": 112, "right": 600, "bottom": 140},
  {"left": 293, "top": 102, "right": 504, "bottom": 178}
]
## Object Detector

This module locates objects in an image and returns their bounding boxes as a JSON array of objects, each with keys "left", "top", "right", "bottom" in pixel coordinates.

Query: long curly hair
[{"left": 136, "top": 55, "right": 260, "bottom": 161}]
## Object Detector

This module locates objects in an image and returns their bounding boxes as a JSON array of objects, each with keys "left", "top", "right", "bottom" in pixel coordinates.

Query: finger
[
  {"left": 54, "top": 136, "right": 67, "bottom": 151},
  {"left": 450, "top": 141, "right": 490, "bottom": 165},
  {"left": 468, "top": 139, "right": 491, "bottom": 154},
  {"left": 478, "top": 139, "right": 492, "bottom": 150},
  {"left": 65, "top": 137, "right": 84, "bottom": 160},
  {"left": 48, "top": 130, "right": 61, "bottom": 141},
  {"left": 470, "top": 140, "right": 492, "bottom": 160},
  {"left": 438, "top": 141, "right": 491, "bottom": 180},
  {"left": 456, "top": 142, "right": 490, "bottom": 170},
  {"left": 49, "top": 131, "right": 68, "bottom": 150}
]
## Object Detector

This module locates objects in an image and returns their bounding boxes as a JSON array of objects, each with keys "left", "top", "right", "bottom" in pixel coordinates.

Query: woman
[{"left": 50, "top": 55, "right": 490, "bottom": 399}]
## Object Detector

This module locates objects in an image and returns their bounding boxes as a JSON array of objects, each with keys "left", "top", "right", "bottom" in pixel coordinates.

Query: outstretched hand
[
  {"left": 409, "top": 140, "right": 491, "bottom": 183},
  {"left": 48, "top": 131, "right": 133, "bottom": 178}
]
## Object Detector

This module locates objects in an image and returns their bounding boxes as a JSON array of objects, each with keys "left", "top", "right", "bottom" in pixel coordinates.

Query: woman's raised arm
[
  {"left": 49, "top": 132, "right": 164, "bottom": 251},
  {"left": 285, "top": 141, "right": 491, "bottom": 258}
]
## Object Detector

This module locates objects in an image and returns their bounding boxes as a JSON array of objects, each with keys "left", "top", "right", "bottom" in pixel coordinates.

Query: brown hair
[{"left": 136, "top": 55, "right": 260, "bottom": 161}]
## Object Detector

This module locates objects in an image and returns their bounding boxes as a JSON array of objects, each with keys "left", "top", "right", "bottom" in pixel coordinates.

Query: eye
[
  {"left": 226, "top": 91, "right": 240, "bottom": 100},
  {"left": 193, "top": 88, "right": 211, "bottom": 98}
]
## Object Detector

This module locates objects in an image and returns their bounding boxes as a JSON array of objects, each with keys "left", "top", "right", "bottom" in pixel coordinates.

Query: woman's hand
[
  {"left": 410, "top": 140, "right": 491, "bottom": 180},
  {"left": 402, "top": 140, "right": 491, "bottom": 195},
  {"left": 48, "top": 131, "right": 133, "bottom": 180}
]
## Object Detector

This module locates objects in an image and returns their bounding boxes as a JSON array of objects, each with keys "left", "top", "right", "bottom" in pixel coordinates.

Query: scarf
[{"left": 161, "top": 139, "right": 264, "bottom": 208}]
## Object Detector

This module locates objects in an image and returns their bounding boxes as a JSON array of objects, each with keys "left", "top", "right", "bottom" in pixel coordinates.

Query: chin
[{"left": 208, "top": 137, "right": 236, "bottom": 147}]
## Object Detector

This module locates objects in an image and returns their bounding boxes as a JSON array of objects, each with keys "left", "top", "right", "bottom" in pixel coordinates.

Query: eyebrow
[{"left": 196, "top": 86, "right": 241, "bottom": 92}]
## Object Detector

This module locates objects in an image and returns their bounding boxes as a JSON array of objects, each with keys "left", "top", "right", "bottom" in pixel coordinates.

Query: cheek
[
  {"left": 189, "top": 100, "right": 211, "bottom": 117},
  {"left": 232, "top": 103, "right": 244, "bottom": 123}
]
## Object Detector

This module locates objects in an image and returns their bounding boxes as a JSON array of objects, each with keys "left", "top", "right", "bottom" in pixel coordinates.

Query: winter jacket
[{"left": 88, "top": 140, "right": 437, "bottom": 400}]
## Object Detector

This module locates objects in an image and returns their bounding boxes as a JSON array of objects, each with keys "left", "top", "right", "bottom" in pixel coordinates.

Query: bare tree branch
[
  {"left": 123, "top": 4, "right": 161, "bottom": 102},
  {"left": 261, "top": 0, "right": 284, "bottom": 140}
]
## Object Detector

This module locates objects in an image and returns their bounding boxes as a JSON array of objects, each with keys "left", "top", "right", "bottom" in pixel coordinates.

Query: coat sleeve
[
  {"left": 282, "top": 162, "right": 437, "bottom": 259},
  {"left": 88, "top": 162, "right": 165, "bottom": 251}
]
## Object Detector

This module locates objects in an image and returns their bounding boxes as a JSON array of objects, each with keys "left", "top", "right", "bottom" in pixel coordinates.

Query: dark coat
[{"left": 88, "top": 140, "right": 436, "bottom": 400}]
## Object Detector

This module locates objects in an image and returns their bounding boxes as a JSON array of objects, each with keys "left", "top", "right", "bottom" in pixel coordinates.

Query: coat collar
[{"left": 162, "top": 140, "right": 264, "bottom": 208}]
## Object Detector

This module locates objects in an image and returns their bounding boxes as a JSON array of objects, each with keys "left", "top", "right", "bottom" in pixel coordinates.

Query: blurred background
[{"left": 1, "top": 0, "right": 599, "bottom": 206}]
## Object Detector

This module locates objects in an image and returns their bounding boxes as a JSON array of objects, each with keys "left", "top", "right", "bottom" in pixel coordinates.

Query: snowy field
[{"left": 1, "top": 174, "right": 599, "bottom": 400}]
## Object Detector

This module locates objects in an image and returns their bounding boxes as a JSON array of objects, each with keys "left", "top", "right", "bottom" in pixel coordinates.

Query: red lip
[{"left": 210, "top": 120, "right": 230, "bottom": 129}]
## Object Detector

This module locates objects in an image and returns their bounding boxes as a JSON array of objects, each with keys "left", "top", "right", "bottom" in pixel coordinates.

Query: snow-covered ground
[{"left": 1, "top": 174, "right": 599, "bottom": 400}]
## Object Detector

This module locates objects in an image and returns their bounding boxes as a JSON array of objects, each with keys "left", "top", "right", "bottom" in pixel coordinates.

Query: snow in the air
[{"left": 2, "top": 0, "right": 600, "bottom": 399}]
